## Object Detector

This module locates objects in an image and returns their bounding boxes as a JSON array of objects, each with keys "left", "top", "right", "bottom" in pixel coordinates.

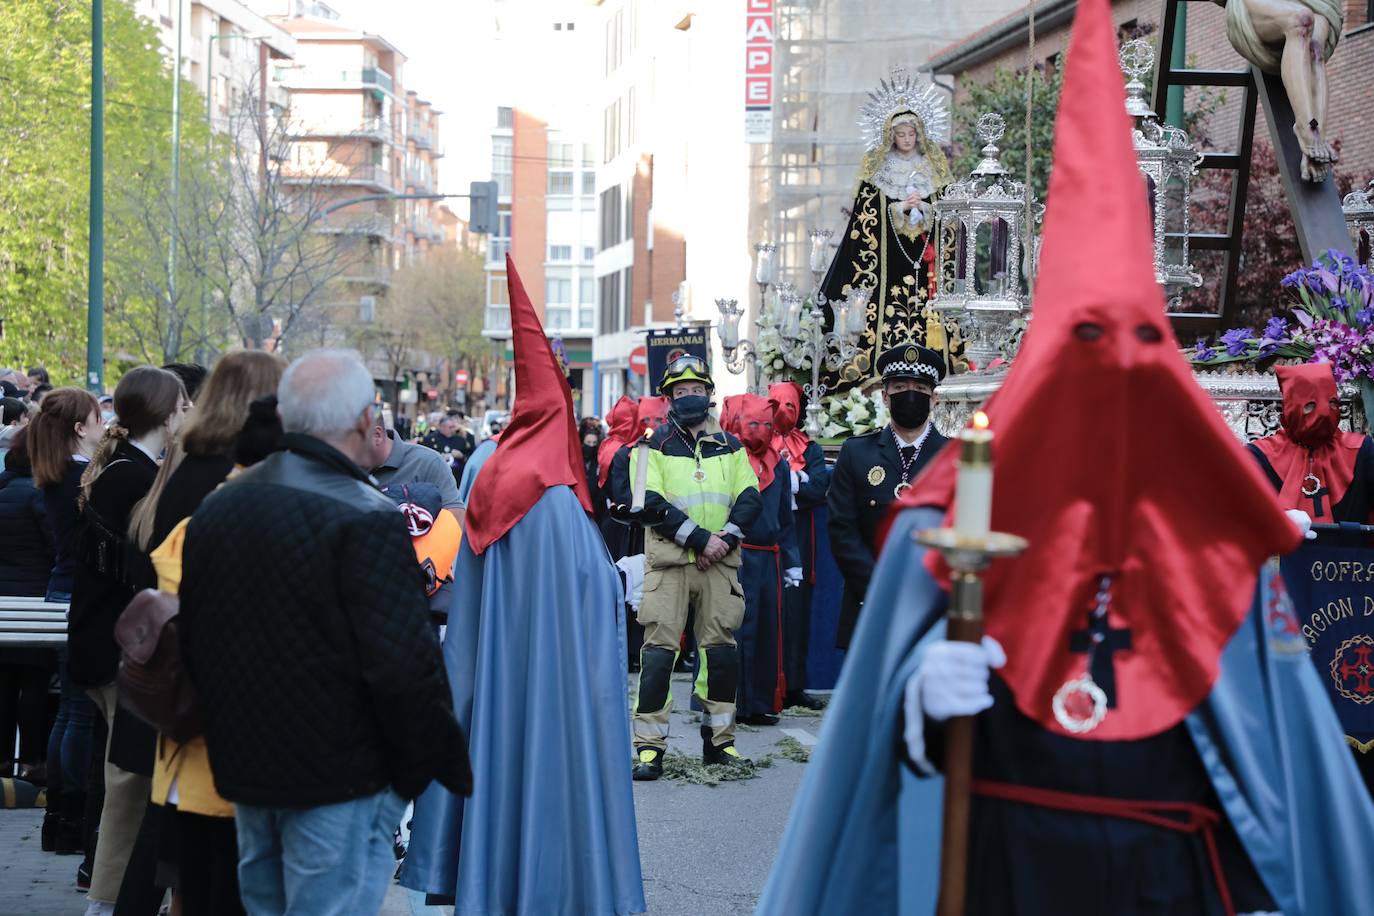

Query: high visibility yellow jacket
[{"left": 630, "top": 417, "right": 761, "bottom": 560}]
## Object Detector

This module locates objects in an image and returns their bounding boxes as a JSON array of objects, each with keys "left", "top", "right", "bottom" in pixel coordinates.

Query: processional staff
[{"left": 914, "top": 412, "right": 1027, "bottom": 916}]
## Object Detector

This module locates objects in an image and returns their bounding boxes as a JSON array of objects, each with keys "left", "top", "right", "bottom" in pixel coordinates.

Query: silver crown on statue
[{"left": 858, "top": 65, "right": 950, "bottom": 151}]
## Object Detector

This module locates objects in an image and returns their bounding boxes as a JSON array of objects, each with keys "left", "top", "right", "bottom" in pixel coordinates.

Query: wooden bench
[{"left": 0, "top": 598, "right": 68, "bottom": 649}]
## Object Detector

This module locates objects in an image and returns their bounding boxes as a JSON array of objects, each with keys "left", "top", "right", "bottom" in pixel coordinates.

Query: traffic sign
[
  {"left": 629, "top": 345, "right": 648, "bottom": 376},
  {"left": 455, "top": 369, "right": 469, "bottom": 387}
]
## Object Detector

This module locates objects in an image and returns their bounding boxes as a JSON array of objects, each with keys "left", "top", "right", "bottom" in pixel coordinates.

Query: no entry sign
[{"left": 629, "top": 346, "right": 648, "bottom": 376}]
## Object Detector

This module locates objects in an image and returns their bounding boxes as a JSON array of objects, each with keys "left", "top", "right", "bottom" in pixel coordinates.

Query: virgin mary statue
[{"left": 819, "top": 68, "right": 955, "bottom": 392}]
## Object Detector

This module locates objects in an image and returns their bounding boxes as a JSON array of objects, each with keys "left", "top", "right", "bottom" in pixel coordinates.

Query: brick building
[{"left": 929, "top": 0, "right": 1374, "bottom": 195}]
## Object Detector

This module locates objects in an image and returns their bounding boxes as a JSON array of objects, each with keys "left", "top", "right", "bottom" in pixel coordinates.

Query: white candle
[
  {"left": 630, "top": 434, "right": 652, "bottom": 512},
  {"left": 954, "top": 412, "right": 993, "bottom": 538}
]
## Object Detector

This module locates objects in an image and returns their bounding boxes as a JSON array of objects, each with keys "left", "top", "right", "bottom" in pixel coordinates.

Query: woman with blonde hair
[{"left": 131, "top": 350, "right": 285, "bottom": 916}]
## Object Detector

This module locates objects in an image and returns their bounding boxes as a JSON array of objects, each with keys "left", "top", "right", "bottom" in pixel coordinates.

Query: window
[
  {"left": 492, "top": 137, "right": 512, "bottom": 197},
  {"left": 554, "top": 21, "right": 562, "bottom": 30},
  {"left": 599, "top": 185, "right": 623, "bottom": 250},
  {"left": 486, "top": 275, "right": 511, "bottom": 333},
  {"left": 582, "top": 144, "right": 595, "bottom": 167},
  {"left": 567, "top": 21, "right": 575, "bottom": 31},
  {"left": 622, "top": 268, "right": 632, "bottom": 329},
  {"left": 579, "top": 275, "right": 595, "bottom": 321},
  {"left": 581, "top": 171, "right": 596, "bottom": 196},
  {"left": 627, "top": 86, "right": 636, "bottom": 148},
  {"left": 582, "top": 246, "right": 595, "bottom": 262},
  {"left": 545, "top": 278, "right": 572, "bottom": 330},
  {"left": 548, "top": 141, "right": 574, "bottom": 195},
  {"left": 603, "top": 99, "right": 621, "bottom": 164},
  {"left": 488, "top": 212, "right": 512, "bottom": 265},
  {"left": 599, "top": 273, "right": 621, "bottom": 334},
  {"left": 496, "top": 106, "right": 513, "bottom": 128},
  {"left": 548, "top": 245, "right": 572, "bottom": 262}
]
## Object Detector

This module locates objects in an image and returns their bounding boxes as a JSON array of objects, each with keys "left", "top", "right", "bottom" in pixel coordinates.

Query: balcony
[
  {"left": 343, "top": 260, "right": 393, "bottom": 287},
  {"left": 483, "top": 305, "right": 512, "bottom": 337},
  {"left": 283, "top": 164, "right": 396, "bottom": 193},
  {"left": 294, "top": 116, "right": 392, "bottom": 143},
  {"left": 282, "top": 66, "right": 394, "bottom": 94},
  {"left": 318, "top": 215, "right": 393, "bottom": 239},
  {"left": 409, "top": 125, "right": 435, "bottom": 150}
]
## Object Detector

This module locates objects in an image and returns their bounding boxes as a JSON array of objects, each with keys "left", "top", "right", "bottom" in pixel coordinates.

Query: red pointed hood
[
  {"left": 1251, "top": 364, "right": 1364, "bottom": 516},
  {"left": 900, "top": 0, "right": 1296, "bottom": 740},
  {"left": 722, "top": 393, "right": 779, "bottom": 490},
  {"left": 768, "top": 381, "right": 810, "bottom": 465},
  {"left": 464, "top": 256, "right": 593, "bottom": 554},
  {"left": 597, "top": 395, "right": 639, "bottom": 487}
]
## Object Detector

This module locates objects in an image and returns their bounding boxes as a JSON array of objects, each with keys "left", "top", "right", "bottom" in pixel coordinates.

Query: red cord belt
[
  {"left": 971, "top": 779, "right": 1235, "bottom": 916},
  {"left": 740, "top": 543, "right": 781, "bottom": 553}
]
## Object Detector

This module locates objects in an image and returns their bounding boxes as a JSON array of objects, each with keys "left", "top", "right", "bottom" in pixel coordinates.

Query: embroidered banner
[{"left": 1280, "top": 541, "right": 1374, "bottom": 751}]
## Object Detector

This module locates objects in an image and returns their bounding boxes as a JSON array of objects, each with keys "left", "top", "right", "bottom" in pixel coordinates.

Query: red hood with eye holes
[
  {"left": 1251, "top": 364, "right": 1365, "bottom": 516},
  {"left": 889, "top": 0, "right": 1296, "bottom": 742}
]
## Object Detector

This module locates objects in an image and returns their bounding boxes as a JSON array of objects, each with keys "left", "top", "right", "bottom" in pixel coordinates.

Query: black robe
[{"left": 817, "top": 180, "right": 945, "bottom": 396}]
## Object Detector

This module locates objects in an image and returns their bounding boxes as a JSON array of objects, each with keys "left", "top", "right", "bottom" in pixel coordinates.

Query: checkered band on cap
[{"left": 882, "top": 360, "right": 942, "bottom": 383}]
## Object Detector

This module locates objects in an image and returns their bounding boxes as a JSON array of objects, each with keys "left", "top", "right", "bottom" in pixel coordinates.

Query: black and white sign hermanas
[{"left": 645, "top": 327, "right": 710, "bottom": 388}]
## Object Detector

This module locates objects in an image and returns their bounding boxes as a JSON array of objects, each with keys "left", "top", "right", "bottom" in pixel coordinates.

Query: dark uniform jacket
[
  {"left": 180, "top": 433, "right": 471, "bottom": 806},
  {"left": 827, "top": 425, "right": 949, "bottom": 648}
]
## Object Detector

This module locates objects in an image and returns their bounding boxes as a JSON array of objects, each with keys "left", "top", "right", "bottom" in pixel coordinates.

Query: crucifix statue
[{"left": 1213, "top": 0, "right": 1345, "bottom": 182}]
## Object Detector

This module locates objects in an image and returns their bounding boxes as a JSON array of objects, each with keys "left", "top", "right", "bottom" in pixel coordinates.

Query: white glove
[
  {"left": 1285, "top": 508, "right": 1316, "bottom": 541},
  {"left": 903, "top": 636, "right": 1005, "bottom": 771},
  {"left": 790, "top": 469, "right": 802, "bottom": 495},
  {"left": 783, "top": 566, "right": 803, "bottom": 588},
  {"left": 614, "top": 554, "right": 645, "bottom": 610}
]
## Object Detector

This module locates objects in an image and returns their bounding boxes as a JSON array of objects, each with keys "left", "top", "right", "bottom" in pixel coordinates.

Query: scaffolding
[{"left": 749, "top": 0, "right": 1026, "bottom": 308}]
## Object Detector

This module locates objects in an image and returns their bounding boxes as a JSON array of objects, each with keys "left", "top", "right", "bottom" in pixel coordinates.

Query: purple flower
[
  {"left": 1192, "top": 339, "right": 1217, "bottom": 361},
  {"left": 1357, "top": 308, "right": 1374, "bottom": 327},
  {"left": 1317, "top": 269, "right": 1341, "bottom": 293},
  {"left": 1305, "top": 272, "right": 1327, "bottom": 293},
  {"left": 1262, "top": 317, "right": 1288, "bottom": 340},
  {"left": 1221, "top": 327, "right": 1253, "bottom": 357}
]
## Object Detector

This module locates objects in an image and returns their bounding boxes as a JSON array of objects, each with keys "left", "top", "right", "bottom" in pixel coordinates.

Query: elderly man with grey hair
[{"left": 177, "top": 349, "right": 472, "bottom": 916}]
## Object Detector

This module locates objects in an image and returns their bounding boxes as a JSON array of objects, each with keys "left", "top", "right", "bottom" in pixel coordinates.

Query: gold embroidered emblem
[
  {"left": 867, "top": 465, "right": 886, "bottom": 487},
  {"left": 904, "top": 346, "right": 918, "bottom": 363}
]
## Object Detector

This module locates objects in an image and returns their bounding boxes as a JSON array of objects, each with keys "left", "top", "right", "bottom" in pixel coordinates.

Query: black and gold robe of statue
[{"left": 817, "top": 180, "right": 957, "bottom": 396}]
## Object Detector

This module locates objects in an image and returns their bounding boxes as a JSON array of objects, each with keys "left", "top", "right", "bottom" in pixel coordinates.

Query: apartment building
[
  {"left": 481, "top": 2, "right": 601, "bottom": 416},
  {"left": 588, "top": 1, "right": 754, "bottom": 409},
  {"left": 137, "top": 0, "right": 296, "bottom": 133}
]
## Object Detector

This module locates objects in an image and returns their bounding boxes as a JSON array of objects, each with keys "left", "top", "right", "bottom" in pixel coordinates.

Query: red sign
[
  {"left": 455, "top": 369, "right": 469, "bottom": 387},
  {"left": 629, "top": 345, "right": 648, "bottom": 376},
  {"left": 426, "top": 389, "right": 439, "bottom": 400},
  {"left": 744, "top": 0, "right": 774, "bottom": 143}
]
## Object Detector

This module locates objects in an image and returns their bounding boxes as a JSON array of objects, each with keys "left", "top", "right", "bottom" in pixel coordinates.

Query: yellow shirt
[{"left": 149, "top": 518, "right": 233, "bottom": 819}]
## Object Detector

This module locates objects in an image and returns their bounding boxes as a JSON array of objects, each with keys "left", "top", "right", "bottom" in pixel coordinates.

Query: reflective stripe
[
  {"left": 702, "top": 713, "right": 733, "bottom": 727},
  {"left": 675, "top": 491, "right": 733, "bottom": 509},
  {"left": 721, "top": 522, "right": 744, "bottom": 539},
  {"left": 633, "top": 721, "right": 672, "bottom": 736},
  {"left": 674, "top": 520, "right": 697, "bottom": 546}
]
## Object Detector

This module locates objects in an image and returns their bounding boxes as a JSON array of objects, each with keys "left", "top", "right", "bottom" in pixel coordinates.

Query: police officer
[
  {"left": 630, "top": 355, "right": 762, "bottom": 780},
  {"left": 827, "top": 342, "right": 948, "bottom": 648}
]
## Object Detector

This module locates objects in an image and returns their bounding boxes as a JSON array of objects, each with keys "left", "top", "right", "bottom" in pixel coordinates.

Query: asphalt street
[{"left": 0, "top": 674, "right": 824, "bottom": 916}]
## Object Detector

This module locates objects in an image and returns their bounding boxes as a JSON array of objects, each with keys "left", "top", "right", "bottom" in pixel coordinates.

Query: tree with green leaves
[{"left": 0, "top": 0, "right": 201, "bottom": 381}]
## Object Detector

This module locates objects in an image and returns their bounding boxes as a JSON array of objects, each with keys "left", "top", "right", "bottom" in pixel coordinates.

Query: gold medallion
[
  {"left": 904, "top": 346, "right": 918, "bottom": 363},
  {"left": 692, "top": 469, "right": 706, "bottom": 483},
  {"left": 867, "top": 465, "right": 886, "bottom": 487}
]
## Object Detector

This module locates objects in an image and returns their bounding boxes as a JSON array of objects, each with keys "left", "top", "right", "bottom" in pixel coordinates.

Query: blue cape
[
  {"left": 401, "top": 485, "right": 645, "bottom": 915},
  {"left": 756, "top": 507, "right": 1374, "bottom": 916}
]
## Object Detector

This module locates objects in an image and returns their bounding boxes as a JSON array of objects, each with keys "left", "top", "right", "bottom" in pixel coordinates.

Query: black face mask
[
  {"left": 670, "top": 394, "right": 711, "bottom": 429},
  {"left": 582, "top": 442, "right": 598, "bottom": 462},
  {"left": 888, "top": 389, "right": 931, "bottom": 430}
]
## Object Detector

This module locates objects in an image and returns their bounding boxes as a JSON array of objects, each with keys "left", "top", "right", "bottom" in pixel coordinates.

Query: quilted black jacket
[{"left": 180, "top": 433, "right": 471, "bottom": 807}]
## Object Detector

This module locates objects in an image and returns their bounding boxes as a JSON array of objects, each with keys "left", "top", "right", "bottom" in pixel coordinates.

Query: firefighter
[{"left": 629, "top": 355, "right": 762, "bottom": 780}]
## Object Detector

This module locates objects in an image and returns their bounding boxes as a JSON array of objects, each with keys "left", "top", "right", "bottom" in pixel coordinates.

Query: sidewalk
[{"left": 0, "top": 804, "right": 450, "bottom": 916}]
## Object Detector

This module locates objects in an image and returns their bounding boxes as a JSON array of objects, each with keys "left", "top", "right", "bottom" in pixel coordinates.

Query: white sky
[{"left": 311, "top": 0, "right": 504, "bottom": 216}]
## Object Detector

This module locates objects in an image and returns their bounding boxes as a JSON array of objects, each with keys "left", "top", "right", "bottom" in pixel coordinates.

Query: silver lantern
[
  {"left": 1344, "top": 180, "right": 1374, "bottom": 270},
  {"left": 1120, "top": 39, "right": 1202, "bottom": 309},
  {"left": 930, "top": 112, "right": 1037, "bottom": 370}
]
